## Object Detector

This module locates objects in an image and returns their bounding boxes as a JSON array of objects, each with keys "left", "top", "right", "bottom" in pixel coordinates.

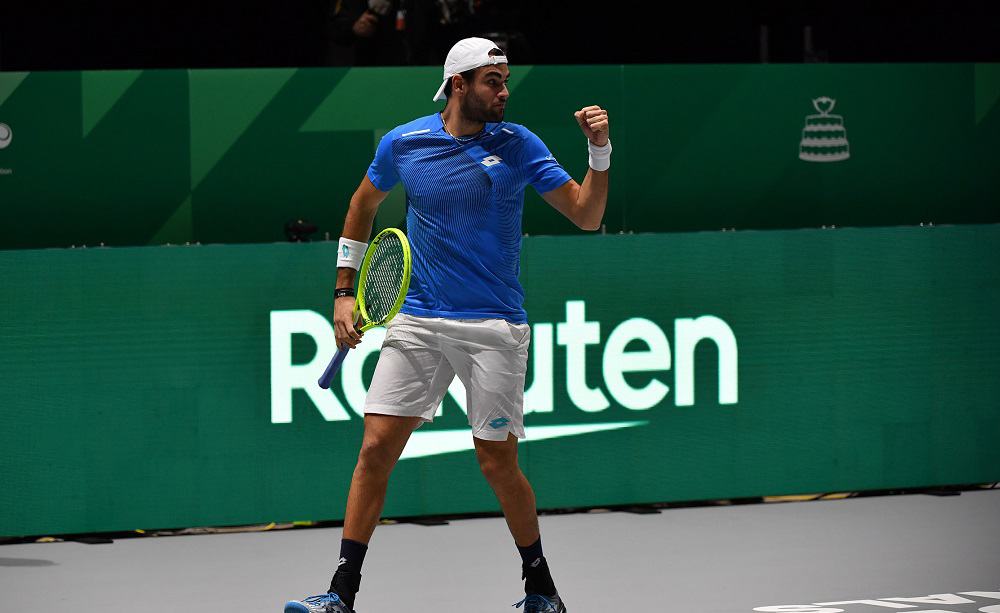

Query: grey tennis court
[{"left": 2, "top": 489, "right": 998, "bottom": 612}]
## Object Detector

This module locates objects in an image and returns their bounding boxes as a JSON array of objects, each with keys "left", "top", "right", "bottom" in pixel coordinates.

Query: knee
[
  {"left": 356, "top": 437, "right": 398, "bottom": 478},
  {"left": 477, "top": 452, "right": 520, "bottom": 486}
]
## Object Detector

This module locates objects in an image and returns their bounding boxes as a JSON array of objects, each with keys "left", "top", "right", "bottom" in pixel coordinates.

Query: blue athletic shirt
[{"left": 366, "top": 113, "right": 572, "bottom": 324}]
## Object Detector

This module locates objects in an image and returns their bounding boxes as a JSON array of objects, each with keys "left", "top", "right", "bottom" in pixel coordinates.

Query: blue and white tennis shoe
[
  {"left": 284, "top": 591, "right": 354, "bottom": 613},
  {"left": 514, "top": 593, "right": 568, "bottom": 612}
]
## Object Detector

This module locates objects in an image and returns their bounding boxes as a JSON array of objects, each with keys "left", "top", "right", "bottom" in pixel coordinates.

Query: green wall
[
  {"left": 1, "top": 64, "right": 998, "bottom": 250},
  {"left": 2, "top": 225, "right": 998, "bottom": 536}
]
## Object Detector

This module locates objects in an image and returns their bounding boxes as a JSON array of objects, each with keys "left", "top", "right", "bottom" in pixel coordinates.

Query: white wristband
[
  {"left": 337, "top": 237, "right": 367, "bottom": 270},
  {"left": 588, "top": 138, "right": 612, "bottom": 172}
]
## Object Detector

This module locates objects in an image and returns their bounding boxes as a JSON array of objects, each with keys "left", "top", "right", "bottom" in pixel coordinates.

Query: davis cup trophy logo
[
  {"left": 798, "top": 97, "right": 850, "bottom": 162},
  {"left": 0, "top": 123, "right": 12, "bottom": 150}
]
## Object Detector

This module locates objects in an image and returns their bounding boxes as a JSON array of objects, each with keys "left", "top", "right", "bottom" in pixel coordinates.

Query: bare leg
[
  {"left": 342, "top": 413, "right": 423, "bottom": 544},
  {"left": 474, "top": 433, "right": 539, "bottom": 547}
]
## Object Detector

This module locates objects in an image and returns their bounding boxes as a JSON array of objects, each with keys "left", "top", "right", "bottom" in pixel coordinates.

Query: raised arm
[{"left": 541, "top": 105, "right": 611, "bottom": 231}]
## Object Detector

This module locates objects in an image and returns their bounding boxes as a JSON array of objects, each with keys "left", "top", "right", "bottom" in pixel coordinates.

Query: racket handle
[{"left": 317, "top": 346, "right": 351, "bottom": 389}]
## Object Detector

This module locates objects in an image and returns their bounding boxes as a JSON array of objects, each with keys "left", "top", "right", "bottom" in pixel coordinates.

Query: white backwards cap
[{"left": 432, "top": 37, "right": 508, "bottom": 102}]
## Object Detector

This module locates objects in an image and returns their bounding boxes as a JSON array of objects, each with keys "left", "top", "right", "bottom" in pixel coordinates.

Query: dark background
[{"left": 1, "top": 3, "right": 999, "bottom": 71}]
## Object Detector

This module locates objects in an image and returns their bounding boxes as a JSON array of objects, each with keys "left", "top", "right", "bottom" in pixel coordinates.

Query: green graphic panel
[
  {"left": 149, "top": 195, "right": 192, "bottom": 245},
  {"left": 82, "top": 70, "right": 142, "bottom": 137},
  {"left": 1, "top": 225, "right": 998, "bottom": 536},
  {"left": 301, "top": 66, "right": 441, "bottom": 132},
  {"left": 975, "top": 62, "right": 1000, "bottom": 124},
  {"left": 621, "top": 63, "right": 996, "bottom": 232},
  {"left": 1, "top": 64, "right": 998, "bottom": 247},
  {"left": 0, "top": 72, "right": 29, "bottom": 106},
  {"left": 189, "top": 68, "right": 296, "bottom": 189},
  {"left": 0, "top": 70, "right": 190, "bottom": 249},
  {"left": 190, "top": 68, "right": 377, "bottom": 245}
]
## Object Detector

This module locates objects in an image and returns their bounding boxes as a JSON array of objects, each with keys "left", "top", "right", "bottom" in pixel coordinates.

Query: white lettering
[
  {"left": 556, "top": 301, "right": 609, "bottom": 412},
  {"left": 674, "top": 315, "right": 738, "bottom": 406},
  {"left": 525, "top": 323, "right": 554, "bottom": 414},
  {"left": 757, "top": 592, "right": 1000, "bottom": 613},
  {"left": 754, "top": 607, "right": 845, "bottom": 613},
  {"left": 270, "top": 303, "right": 739, "bottom": 422},
  {"left": 603, "top": 317, "right": 670, "bottom": 410},
  {"left": 815, "top": 601, "right": 914, "bottom": 609},
  {"left": 884, "top": 596, "right": 975, "bottom": 606},
  {"left": 269, "top": 310, "right": 351, "bottom": 423}
]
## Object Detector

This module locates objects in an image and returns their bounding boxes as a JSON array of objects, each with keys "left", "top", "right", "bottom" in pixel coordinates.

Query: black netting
[{"left": 362, "top": 234, "right": 406, "bottom": 323}]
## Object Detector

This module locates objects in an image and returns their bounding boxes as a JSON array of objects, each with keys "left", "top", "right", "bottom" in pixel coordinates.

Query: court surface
[{"left": 1, "top": 489, "right": 997, "bottom": 612}]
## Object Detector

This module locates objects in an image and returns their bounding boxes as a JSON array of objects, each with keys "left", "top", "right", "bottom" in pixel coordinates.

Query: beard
[{"left": 460, "top": 92, "right": 504, "bottom": 123}]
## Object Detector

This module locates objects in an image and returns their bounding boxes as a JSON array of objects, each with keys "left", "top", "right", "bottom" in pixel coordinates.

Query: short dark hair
[{"left": 442, "top": 68, "right": 477, "bottom": 99}]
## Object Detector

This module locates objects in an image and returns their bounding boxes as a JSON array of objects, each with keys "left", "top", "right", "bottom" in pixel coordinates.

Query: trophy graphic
[{"left": 799, "top": 96, "right": 850, "bottom": 162}]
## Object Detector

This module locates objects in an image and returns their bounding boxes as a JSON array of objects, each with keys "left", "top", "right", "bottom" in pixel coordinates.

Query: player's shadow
[{"left": 0, "top": 557, "right": 57, "bottom": 567}]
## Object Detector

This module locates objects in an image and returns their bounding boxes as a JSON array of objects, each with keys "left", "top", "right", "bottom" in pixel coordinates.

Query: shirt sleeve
[
  {"left": 366, "top": 132, "right": 400, "bottom": 192},
  {"left": 520, "top": 129, "right": 572, "bottom": 194}
]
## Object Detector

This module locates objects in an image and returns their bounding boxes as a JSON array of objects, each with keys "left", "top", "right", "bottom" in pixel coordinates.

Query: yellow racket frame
[{"left": 355, "top": 227, "right": 411, "bottom": 332}]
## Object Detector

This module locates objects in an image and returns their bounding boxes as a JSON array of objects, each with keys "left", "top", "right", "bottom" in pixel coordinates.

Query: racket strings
[{"left": 363, "top": 235, "right": 406, "bottom": 323}]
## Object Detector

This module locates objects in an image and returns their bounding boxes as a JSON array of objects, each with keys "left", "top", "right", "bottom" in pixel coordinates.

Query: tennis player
[{"left": 285, "top": 37, "right": 610, "bottom": 613}]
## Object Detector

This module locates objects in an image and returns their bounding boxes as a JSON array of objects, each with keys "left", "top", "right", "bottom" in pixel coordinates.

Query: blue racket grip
[{"left": 317, "top": 345, "right": 351, "bottom": 389}]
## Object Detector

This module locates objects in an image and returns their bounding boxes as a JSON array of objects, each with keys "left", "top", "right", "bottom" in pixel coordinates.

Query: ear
[{"left": 451, "top": 74, "right": 465, "bottom": 96}]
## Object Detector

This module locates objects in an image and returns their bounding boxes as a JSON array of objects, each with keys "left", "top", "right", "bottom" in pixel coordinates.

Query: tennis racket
[{"left": 317, "top": 227, "right": 411, "bottom": 389}]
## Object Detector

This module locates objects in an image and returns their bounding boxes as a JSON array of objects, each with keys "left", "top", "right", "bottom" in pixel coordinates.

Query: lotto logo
[
  {"left": 489, "top": 417, "right": 510, "bottom": 429},
  {"left": 481, "top": 155, "right": 502, "bottom": 167}
]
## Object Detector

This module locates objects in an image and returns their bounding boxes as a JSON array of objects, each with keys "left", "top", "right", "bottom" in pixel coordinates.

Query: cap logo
[{"left": 487, "top": 47, "right": 504, "bottom": 65}]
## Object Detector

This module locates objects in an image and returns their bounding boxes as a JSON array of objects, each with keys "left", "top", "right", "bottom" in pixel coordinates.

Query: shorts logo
[
  {"left": 481, "top": 155, "right": 502, "bottom": 167},
  {"left": 489, "top": 416, "right": 510, "bottom": 429}
]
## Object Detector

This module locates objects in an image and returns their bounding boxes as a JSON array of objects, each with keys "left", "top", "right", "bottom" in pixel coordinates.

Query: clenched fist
[{"left": 574, "top": 105, "right": 609, "bottom": 147}]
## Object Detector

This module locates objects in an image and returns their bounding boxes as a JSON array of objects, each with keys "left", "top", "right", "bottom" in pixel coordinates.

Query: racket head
[{"left": 356, "top": 228, "right": 411, "bottom": 331}]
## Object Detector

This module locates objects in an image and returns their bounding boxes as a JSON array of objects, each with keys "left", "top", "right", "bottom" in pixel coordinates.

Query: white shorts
[{"left": 364, "top": 313, "right": 531, "bottom": 441}]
